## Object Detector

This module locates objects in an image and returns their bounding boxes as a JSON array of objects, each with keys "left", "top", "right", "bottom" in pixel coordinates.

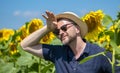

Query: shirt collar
[
  {"left": 75, "top": 42, "right": 91, "bottom": 61},
  {"left": 65, "top": 42, "right": 90, "bottom": 61},
  {"left": 83, "top": 42, "right": 90, "bottom": 54}
]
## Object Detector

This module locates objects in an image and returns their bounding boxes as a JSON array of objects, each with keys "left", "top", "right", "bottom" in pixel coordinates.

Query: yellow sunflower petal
[
  {"left": 0, "top": 28, "right": 14, "bottom": 41},
  {"left": 28, "top": 18, "right": 44, "bottom": 34},
  {"left": 40, "top": 32, "right": 56, "bottom": 44},
  {"left": 82, "top": 10, "right": 105, "bottom": 41}
]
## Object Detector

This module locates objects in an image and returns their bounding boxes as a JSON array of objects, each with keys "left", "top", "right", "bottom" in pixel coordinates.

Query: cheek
[{"left": 68, "top": 28, "right": 77, "bottom": 36}]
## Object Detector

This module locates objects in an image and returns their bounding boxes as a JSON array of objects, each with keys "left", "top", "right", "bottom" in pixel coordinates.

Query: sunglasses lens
[
  {"left": 53, "top": 24, "right": 71, "bottom": 35},
  {"left": 61, "top": 25, "right": 67, "bottom": 31}
]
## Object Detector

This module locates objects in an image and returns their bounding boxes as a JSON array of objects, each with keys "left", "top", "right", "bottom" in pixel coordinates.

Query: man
[{"left": 20, "top": 11, "right": 119, "bottom": 73}]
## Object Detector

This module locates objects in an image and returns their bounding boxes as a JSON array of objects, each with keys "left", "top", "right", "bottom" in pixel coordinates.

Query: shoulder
[
  {"left": 86, "top": 42, "right": 105, "bottom": 53},
  {"left": 86, "top": 42, "right": 112, "bottom": 59}
]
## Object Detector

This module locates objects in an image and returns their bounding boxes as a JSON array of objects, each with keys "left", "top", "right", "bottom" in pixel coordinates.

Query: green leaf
[
  {"left": 41, "top": 63, "right": 54, "bottom": 73},
  {"left": 0, "top": 38, "right": 12, "bottom": 50},
  {"left": 102, "top": 14, "right": 113, "bottom": 27},
  {"left": 79, "top": 52, "right": 104, "bottom": 64},
  {"left": 116, "top": 21, "right": 120, "bottom": 45},
  {"left": 110, "top": 41, "right": 117, "bottom": 49},
  {"left": 0, "top": 62, "right": 16, "bottom": 73},
  {"left": 50, "top": 38, "right": 62, "bottom": 45},
  {"left": 110, "top": 41, "right": 120, "bottom": 61},
  {"left": 116, "top": 64, "right": 120, "bottom": 66},
  {"left": 28, "top": 71, "right": 38, "bottom": 73},
  {"left": 16, "top": 55, "right": 34, "bottom": 67},
  {"left": 16, "top": 46, "right": 35, "bottom": 67},
  {"left": 116, "top": 20, "right": 120, "bottom": 28}
]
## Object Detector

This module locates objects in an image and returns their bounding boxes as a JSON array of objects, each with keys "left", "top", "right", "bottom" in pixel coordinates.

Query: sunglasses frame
[{"left": 53, "top": 23, "right": 73, "bottom": 35}]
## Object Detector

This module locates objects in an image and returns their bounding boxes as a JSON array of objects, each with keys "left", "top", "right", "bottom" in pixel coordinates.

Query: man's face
[{"left": 54, "top": 20, "right": 78, "bottom": 45}]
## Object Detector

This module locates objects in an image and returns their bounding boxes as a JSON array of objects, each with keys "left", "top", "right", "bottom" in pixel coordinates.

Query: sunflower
[
  {"left": 82, "top": 10, "right": 105, "bottom": 42},
  {"left": 17, "top": 24, "right": 28, "bottom": 40},
  {"left": 98, "top": 35, "right": 110, "bottom": 44},
  {"left": 40, "top": 32, "right": 56, "bottom": 44},
  {"left": 0, "top": 29, "right": 14, "bottom": 41},
  {"left": 97, "top": 35, "right": 111, "bottom": 51},
  {"left": 18, "top": 18, "right": 56, "bottom": 44},
  {"left": 9, "top": 42, "right": 19, "bottom": 55},
  {"left": 109, "top": 20, "right": 120, "bottom": 33},
  {"left": 27, "top": 18, "right": 43, "bottom": 34},
  {"left": 28, "top": 18, "right": 56, "bottom": 44},
  {"left": 109, "top": 24, "right": 117, "bottom": 33},
  {"left": 109, "top": 20, "right": 120, "bottom": 45},
  {"left": 0, "top": 30, "right": 3, "bottom": 41}
]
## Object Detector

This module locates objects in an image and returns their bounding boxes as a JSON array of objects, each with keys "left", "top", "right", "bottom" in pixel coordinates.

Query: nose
[
  {"left": 59, "top": 29, "right": 65, "bottom": 35},
  {"left": 58, "top": 29, "right": 65, "bottom": 39}
]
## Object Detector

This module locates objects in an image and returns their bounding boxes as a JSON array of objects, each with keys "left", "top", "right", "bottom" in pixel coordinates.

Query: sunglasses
[{"left": 53, "top": 23, "right": 73, "bottom": 35}]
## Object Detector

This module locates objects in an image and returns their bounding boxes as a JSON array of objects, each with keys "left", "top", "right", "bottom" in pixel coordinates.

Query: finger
[
  {"left": 47, "top": 11, "right": 56, "bottom": 21},
  {"left": 46, "top": 11, "right": 55, "bottom": 20},
  {"left": 53, "top": 21, "right": 57, "bottom": 24},
  {"left": 53, "top": 21, "right": 58, "bottom": 27},
  {"left": 42, "top": 14, "right": 48, "bottom": 19},
  {"left": 46, "top": 11, "right": 51, "bottom": 18},
  {"left": 49, "top": 11, "right": 54, "bottom": 17},
  {"left": 50, "top": 12, "right": 56, "bottom": 20}
]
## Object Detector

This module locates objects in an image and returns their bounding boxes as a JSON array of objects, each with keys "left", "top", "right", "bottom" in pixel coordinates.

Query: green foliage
[
  {"left": 79, "top": 52, "right": 105, "bottom": 64},
  {"left": 80, "top": 12, "right": 120, "bottom": 73},
  {"left": 0, "top": 11, "right": 120, "bottom": 73},
  {"left": 102, "top": 14, "right": 113, "bottom": 28},
  {"left": 0, "top": 36, "right": 59, "bottom": 73}
]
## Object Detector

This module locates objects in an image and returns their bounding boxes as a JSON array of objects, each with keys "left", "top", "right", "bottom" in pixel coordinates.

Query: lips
[{"left": 61, "top": 35, "right": 67, "bottom": 41}]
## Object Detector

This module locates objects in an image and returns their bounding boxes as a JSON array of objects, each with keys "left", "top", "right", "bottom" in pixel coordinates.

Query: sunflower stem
[
  {"left": 111, "top": 48, "right": 115, "bottom": 73},
  {"left": 38, "top": 58, "right": 41, "bottom": 73}
]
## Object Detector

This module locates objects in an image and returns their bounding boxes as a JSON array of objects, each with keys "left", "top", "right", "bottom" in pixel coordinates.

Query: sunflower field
[{"left": 0, "top": 10, "right": 120, "bottom": 73}]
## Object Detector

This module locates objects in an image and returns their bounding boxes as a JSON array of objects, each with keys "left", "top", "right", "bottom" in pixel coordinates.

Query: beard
[
  {"left": 59, "top": 30, "right": 77, "bottom": 45},
  {"left": 62, "top": 35, "right": 76, "bottom": 45},
  {"left": 62, "top": 37, "right": 70, "bottom": 45}
]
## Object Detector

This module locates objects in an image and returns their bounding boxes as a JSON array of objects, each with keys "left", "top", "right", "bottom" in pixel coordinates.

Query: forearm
[{"left": 20, "top": 25, "right": 50, "bottom": 48}]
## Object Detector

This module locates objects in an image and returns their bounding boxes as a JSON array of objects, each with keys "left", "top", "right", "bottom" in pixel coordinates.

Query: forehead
[
  {"left": 57, "top": 18, "right": 73, "bottom": 23},
  {"left": 57, "top": 19, "right": 72, "bottom": 26}
]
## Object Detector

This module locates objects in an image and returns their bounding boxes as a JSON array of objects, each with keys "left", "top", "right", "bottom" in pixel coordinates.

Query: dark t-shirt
[{"left": 42, "top": 42, "right": 119, "bottom": 73}]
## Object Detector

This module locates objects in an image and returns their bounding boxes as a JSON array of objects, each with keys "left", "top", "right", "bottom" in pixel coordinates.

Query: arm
[
  {"left": 20, "top": 11, "right": 57, "bottom": 58},
  {"left": 20, "top": 26, "right": 50, "bottom": 58}
]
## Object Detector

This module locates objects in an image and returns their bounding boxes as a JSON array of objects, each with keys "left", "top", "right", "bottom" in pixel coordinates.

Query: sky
[{"left": 0, "top": 0, "right": 120, "bottom": 30}]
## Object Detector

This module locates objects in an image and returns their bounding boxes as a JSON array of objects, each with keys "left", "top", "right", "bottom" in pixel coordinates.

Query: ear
[{"left": 75, "top": 25, "right": 81, "bottom": 34}]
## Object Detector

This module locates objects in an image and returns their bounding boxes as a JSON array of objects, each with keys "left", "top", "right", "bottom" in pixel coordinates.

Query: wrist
[{"left": 44, "top": 25, "right": 51, "bottom": 33}]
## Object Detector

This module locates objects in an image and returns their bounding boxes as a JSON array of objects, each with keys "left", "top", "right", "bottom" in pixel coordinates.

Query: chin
[
  {"left": 62, "top": 42, "right": 68, "bottom": 45},
  {"left": 62, "top": 39, "right": 70, "bottom": 45}
]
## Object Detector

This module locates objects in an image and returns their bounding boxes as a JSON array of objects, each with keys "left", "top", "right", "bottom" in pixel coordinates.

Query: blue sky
[{"left": 0, "top": 0, "right": 120, "bottom": 30}]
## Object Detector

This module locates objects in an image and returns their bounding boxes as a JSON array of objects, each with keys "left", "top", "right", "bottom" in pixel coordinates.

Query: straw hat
[{"left": 56, "top": 12, "right": 88, "bottom": 38}]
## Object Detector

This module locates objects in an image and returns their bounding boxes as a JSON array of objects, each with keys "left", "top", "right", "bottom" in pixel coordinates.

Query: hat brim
[{"left": 56, "top": 12, "right": 88, "bottom": 38}]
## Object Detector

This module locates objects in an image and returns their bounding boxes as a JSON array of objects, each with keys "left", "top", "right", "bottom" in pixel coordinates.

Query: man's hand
[{"left": 42, "top": 11, "right": 57, "bottom": 31}]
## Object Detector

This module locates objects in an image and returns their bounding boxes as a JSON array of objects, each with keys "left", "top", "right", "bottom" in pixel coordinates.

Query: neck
[{"left": 68, "top": 37, "right": 86, "bottom": 59}]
